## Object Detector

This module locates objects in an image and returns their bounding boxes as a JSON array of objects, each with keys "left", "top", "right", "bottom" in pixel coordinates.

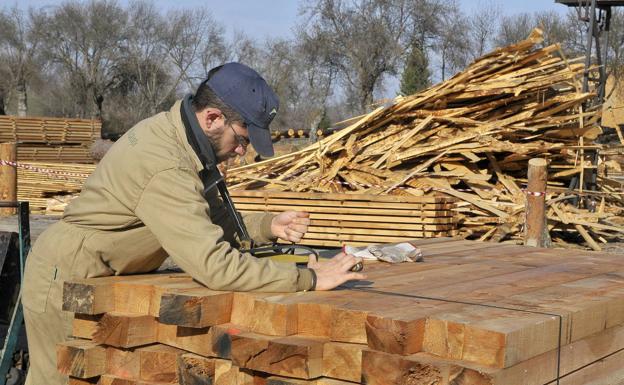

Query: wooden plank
[
  {"left": 177, "top": 353, "right": 216, "bottom": 385},
  {"left": 321, "top": 342, "right": 364, "bottom": 382},
  {"left": 362, "top": 321, "right": 624, "bottom": 385},
  {"left": 157, "top": 323, "right": 238, "bottom": 359},
  {"left": 229, "top": 189, "right": 453, "bottom": 204},
  {"left": 73, "top": 314, "right": 100, "bottom": 339},
  {"left": 361, "top": 349, "right": 457, "bottom": 385},
  {"left": 57, "top": 339, "right": 106, "bottom": 378},
  {"left": 235, "top": 203, "right": 454, "bottom": 217},
  {"left": 106, "top": 346, "right": 141, "bottom": 380},
  {"left": 230, "top": 332, "right": 324, "bottom": 379},
  {"left": 138, "top": 344, "right": 185, "bottom": 383},
  {"left": 63, "top": 278, "right": 117, "bottom": 315},
  {"left": 92, "top": 312, "right": 158, "bottom": 348},
  {"left": 232, "top": 196, "right": 453, "bottom": 210},
  {"left": 232, "top": 294, "right": 298, "bottom": 336},
  {"left": 159, "top": 288, "right": 233, "bottom": 328}
]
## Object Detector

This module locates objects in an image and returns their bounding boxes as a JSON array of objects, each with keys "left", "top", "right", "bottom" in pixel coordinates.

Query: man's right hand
[{"left": 307, "top": 252, "right": 366, "bottom": 290}]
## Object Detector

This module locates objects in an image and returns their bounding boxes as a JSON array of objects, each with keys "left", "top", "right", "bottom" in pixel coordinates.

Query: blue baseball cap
[{"left": 204, "top": 62, "right": 279, "bottom": 157}]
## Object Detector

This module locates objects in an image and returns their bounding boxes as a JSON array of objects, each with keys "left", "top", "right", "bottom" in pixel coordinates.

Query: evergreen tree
[{"left": 400, "top": 45, "right": 431, "bottom": 96}]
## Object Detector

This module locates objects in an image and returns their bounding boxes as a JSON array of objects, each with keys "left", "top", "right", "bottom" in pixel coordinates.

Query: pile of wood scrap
[
  {"left": 0, "top": 115, "right": 100, "bottom": 163},
  {"left": 59, "top": 238, "right": 624, "bottom": 385},
  {"left": 230, "top": 190, "right": 457, "bottom": 246},
  {"left": 15, "top": 162, "right": 95, "bottom": 214},
  {"left": 226, "top": 29, "right": 624, "bottom": 250}
]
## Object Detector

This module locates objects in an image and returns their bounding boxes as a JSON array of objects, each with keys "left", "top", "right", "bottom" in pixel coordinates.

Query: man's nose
[{"left": 235, "top": 145, "right": 246, "bottom": 156}]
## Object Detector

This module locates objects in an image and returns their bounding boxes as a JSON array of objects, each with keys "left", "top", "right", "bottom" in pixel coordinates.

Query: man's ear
[{"left": 200, "top": 108, "right": 223, "bottom": 132}]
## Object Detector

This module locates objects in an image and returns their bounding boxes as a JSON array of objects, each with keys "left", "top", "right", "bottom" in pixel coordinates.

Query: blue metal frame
[{"left": 0, "top": 201, "right": 30, "bottom": 385}]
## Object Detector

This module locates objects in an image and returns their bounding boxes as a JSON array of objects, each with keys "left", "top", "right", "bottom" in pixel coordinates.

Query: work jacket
[{"left": 22, "top": 100, "right": 313, "bottom": 315}]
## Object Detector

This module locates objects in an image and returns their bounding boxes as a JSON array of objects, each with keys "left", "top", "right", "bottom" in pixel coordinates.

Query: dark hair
[{"left": 192, "top": 81, "right": 245, "bottom": 127}]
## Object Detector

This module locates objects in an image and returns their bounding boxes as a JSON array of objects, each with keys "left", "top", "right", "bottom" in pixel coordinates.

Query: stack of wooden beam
[
  {"left": 226, "top": 29, "right": 624, "bottom": 249},
  {"left": 0, "top": 115, "right": 100, "bottom": 163},
  {"left": 16, "top": 162, "right": 95, "bottom": 214},
  {"left": 230, "top": 190, "right": 457, "bottom": 246},
  {"left": 59, "top": 238, "right": 624, "bottom": 385}
]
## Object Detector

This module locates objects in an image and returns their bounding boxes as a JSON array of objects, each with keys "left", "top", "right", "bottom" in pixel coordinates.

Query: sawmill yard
[{"left": 1, "top": 3, "right": 624, "bottom": 384}]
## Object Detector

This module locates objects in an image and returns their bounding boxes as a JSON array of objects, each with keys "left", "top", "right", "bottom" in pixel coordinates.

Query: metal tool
[{"left": 245, "top": 244, "right": 364, "bottom": 272}]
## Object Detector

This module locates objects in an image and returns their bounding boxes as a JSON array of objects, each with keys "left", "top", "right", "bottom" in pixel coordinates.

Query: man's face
[
  {"left": 198, "top": 108, "right": 250, "bottom": 163},
  {"left": 205, "top": 118, "right": 249, "bottom": 163}
]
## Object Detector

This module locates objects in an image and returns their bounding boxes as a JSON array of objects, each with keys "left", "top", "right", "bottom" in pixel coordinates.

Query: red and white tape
[
  {"left": 0, "top": 159, "right": 92, "bottom": 179},
  {"left": 522, "top": 189, "right": 547, "bottom": 197}
]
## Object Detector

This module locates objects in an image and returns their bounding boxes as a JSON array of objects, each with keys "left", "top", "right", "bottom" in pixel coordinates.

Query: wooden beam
[
  {"left": 92, "top": 312, "right": 158, "bottom": 348},
  {"left": 57, "top": 339, "right": 106, "bottom": 379},
  {"left": 0, "top": 142, "right": 16, "bottom": 215},
  {"left": 524, "top": 158, "right": 550, "bottom": 247},
  {"left": 159, "top": 288, "right": 232, "bottom": 328},
  {"left": 177, "top": 353, "right": 216, "bottom": 385}
]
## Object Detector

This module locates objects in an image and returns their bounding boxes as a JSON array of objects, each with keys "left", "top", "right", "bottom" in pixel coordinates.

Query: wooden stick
[{"left": 574, "top": 224, "right": 601, "bottom": 251}]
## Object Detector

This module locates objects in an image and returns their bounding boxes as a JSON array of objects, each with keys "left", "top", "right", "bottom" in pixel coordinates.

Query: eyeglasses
[{"left": 229, "top": 123, "right": 250, "bottom": 148}]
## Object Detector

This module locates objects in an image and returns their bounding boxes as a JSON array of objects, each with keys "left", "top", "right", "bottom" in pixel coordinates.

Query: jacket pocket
[{"left": 22, "top": 258, "right": 57, "bottom": 314}]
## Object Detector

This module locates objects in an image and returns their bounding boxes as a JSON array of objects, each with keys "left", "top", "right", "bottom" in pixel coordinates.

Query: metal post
[
  {"left": 582, "top": 0, "right": 597, "bottom": 93},
  {"left": 599, "top": 7, "right": 611, "bottom": 103},
  {"left": 0, "top": 201, "right": 30, "bottom": 385},
  {"left": 525, "top": 158, "right": 551, "bottom": 248}
]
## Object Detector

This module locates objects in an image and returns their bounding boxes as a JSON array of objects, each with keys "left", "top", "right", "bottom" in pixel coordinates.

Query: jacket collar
[{"left": 170, "top": 99, "right": 204, "bottom": 172}]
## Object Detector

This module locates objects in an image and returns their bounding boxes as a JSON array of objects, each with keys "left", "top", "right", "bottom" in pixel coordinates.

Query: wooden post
[
  {"left": 0, "top": 142, "right": 17, "bottom": 216},
  {"left": 524, "top": 158, "right": 550, "bottom": 247}
]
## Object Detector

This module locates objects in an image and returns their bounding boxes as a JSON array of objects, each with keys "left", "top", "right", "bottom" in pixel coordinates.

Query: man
[{"left": 22, "top": 62, "right": 365, "bottom": 385}]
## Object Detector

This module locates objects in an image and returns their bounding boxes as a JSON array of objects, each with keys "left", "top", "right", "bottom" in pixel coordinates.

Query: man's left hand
[{"left": 271, "top": 211, "right": 310, "bottom": 242}]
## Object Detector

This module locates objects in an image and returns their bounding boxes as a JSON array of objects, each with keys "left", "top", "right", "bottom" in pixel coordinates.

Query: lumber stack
[
  {"left": 230, "top": 190, "right": 457, "bottom": 246},
  {"left": 600, "top": 146, "right": 624, "bottom": 178},
  {"left": 16, "top": 162, "right": 96, "bottom": 214},
  {"left": 0, "top": 115, "right": 100, "bottom": 163},
  {"left": 226, "top": 29, "right": 624, "bottom": 250},
  {"left": 59, "top": 238, "right": 624, "bottom": 385}
]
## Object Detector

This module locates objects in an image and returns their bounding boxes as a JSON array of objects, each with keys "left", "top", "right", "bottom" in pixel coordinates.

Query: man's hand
[
  {"left": 271, "top": 211, "right": 310, "bottom": 243},
  {"left": 307, "top": 252, "right": 366, "bottom": 290}
]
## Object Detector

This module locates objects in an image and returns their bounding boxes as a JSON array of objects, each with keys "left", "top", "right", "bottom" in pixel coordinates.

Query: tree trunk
[
  {"left": 95, "top": 94, "right": 104, "bottom": 119},
  {"left": 16, "top": 79, "right": 27, "bottom": 117},
  {"left": 308, "top": 109, "right": 324, "bottom": 142},
  {"left": 0, "top": 91, "right": 5, "bottom": 115}
]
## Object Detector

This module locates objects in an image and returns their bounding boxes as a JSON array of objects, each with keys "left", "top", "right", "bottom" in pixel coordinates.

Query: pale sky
[
  {"left": 11, "top": 0, "right": 570, "bottom": 41},
  {"left": 7, "top": 0, "right": 574, "bottom": 97}
]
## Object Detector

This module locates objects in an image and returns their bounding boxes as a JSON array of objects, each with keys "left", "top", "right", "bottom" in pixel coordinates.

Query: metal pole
[
  {"left": 599, "top": 7, "right": 611, "bottom": 103},
  {"left": 582, "top": 0, "right": 597, "bottom": 93}
]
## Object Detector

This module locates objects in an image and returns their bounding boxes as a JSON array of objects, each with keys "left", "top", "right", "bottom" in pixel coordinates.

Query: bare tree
[
  {"left": 301, "top": 0, "right": 427, "bottom": 113},
  {"left": 37, "top": 0, "right": 128, "bottom": 118},
  {"left": 0, "top": 6, "right": 45, "bottom": 116},
  {"left": 226, "top": 30, "right": 262, "bottom": 69},
  {"left": 494, "top": 12, "right": 533, "bottom": 47},
  {"left": 120, "top": 1, "right": 172, "bottom": 116},
  {"left": 467, "top": 1, "right": 501, "bottom": 58},
  {"left": 434, "top": 3, "right": 471, "bottom": 80},
  {"left": 165, "top": 8, "right": 227, "bottom": 90}
]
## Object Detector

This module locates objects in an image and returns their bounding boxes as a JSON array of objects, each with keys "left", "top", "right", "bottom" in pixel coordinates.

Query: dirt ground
[{"left": 602, "top": 242, "right": 624, "bottom": 255}]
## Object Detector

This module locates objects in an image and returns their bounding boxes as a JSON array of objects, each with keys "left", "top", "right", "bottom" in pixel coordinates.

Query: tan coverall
[{"left": 22, "top": 100, "right": 314, "bottom": 385}]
